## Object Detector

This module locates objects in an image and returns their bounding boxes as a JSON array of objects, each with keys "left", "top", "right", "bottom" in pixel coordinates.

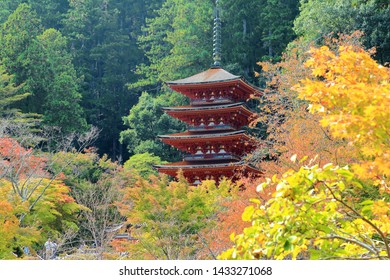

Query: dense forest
[{"left": 1, "top": 0, "right": 389, "bottom": 260}]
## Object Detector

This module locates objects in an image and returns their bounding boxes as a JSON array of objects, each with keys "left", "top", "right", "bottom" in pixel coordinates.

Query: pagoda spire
[{"left": 212, "top": 0, "right": 222, "bottom": 67}]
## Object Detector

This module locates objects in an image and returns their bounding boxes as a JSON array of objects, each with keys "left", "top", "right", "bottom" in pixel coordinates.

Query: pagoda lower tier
[
  {"left": 155, "top": 161, "right": 260, "bottom": 185},
  {"left": 162, "top": 102, "right": 255, "bottom": 131},
  {"left": 158, "top": 130, "right": 256, "bottom": 158}
]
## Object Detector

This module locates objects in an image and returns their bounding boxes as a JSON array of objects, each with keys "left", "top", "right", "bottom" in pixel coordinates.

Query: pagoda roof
[
  {"left": 159, "top": 130, "right": 246, "bottom": 140},
  {"left": 166, "top": 67, "right": 240, "bottom": 85},
  {"left": 163, "top": 102, "right": 244, "bottom": 111},
  {"left": 158, "top": 130, "right": 256, "bottom": 154},
  {"left": 162, "top": 102, "right": 254, "bottom": 118},
  {"left": 155, "top": 161, "right": 260, "bottom": 172},
  {"left": 166, "top": 67, "right": 262, "bottom": 96},
  {"left": 155, "top": 161, "right": 261, "bottom": 179}
]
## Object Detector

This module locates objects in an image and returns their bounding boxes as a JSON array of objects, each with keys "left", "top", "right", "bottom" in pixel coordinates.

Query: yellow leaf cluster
[
  {"left": 295, "top": 45, "right": 390, "bottom": 187},
  {"left": 220, "top": 44, "right": 390, "bottom": 261}
]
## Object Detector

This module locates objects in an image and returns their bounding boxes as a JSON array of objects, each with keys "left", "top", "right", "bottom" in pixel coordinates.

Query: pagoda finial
[{"left": 212, "top": 0, "right": 222, "bottom": 67}]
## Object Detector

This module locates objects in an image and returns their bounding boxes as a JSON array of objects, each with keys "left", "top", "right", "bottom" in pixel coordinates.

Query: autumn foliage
[
  {"left": 0, "top": 137, "right": 82, "bottom": 259},
  {"left": 113, "top": 173, "right": 240, "bottom": 260},
  {"left": 296, "top": 44, "right": 390, "bottom": 188},
  {"left": 220, "top": 44, "right": 390, "bottom": 260},
  {"left": 251, "top": 37, "right": 359, "bottom": 178}
]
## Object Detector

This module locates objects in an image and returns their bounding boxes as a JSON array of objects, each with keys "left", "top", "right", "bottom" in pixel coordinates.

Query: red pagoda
[{"left": 155, "top": 1, "right": 261, "bottom": 184}]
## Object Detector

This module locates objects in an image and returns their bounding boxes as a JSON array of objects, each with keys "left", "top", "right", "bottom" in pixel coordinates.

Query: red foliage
[
  {"left": 197, "top": 178, "right": 273, "bottom": 259},
  {"left": 0, "top": 137, "right": 47, "bottom": 179}
]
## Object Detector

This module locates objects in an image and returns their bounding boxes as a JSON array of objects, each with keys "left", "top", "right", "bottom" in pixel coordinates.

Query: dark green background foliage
[{"left": 1, "top": 0, "right": 388, "bottom": 162}]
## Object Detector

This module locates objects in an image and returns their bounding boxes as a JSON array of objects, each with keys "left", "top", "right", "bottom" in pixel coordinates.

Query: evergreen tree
[
  {"left": 122, "top": 0, "right": 215, "bottom": 161},
  {"left": 0, "top": 0, "right": 69, "bottom": 28},
  {"left": 259, "top": 0, "right": 299, "bottom": 60},
  {"left": 0, "top": 0, "right": 22, "bottom": 24},
  {"left": 294, "top": 0, "right": 390, "bottom": 63},
  {"left": 0, "top": 64, "right": 30, "bottom": 117},
  {"left": 37, "top": 29, "right": 87, "bottom": 133},
  {"left": 0, "top": 4, "right": 86, "bottom": 133},
  {"left": 0, "top": 3, "right": 43, "bottom": 86},
  {"left": 219, "top": 0, "right": 299, "bottom": 80},
  {"left": 131, "top": 0, "right": 213, "bottom": 90},
  {"left": 62, "top": 0, "right": 163, "bottom": 159},
  {"left": 120, "top": 91, "right": 186, "bottom": 162}
]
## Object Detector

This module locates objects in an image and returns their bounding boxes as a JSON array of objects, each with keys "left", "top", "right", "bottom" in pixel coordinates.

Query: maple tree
[
  {"left": 220, "top": 44, "right": 390, "bottom": 260},
  {"left": 0, "top": 124, "right": 99, "bottom": 259},
  {"left": 0, "top": 137, "right": 84, "bottom": 258},
  {"left": 0, "top": 182, "right": 39, "bottom": 259},
  {"left": 296, "top": 44, "right": 390, "bottom": 188},
  {"left": 50, "top": 148, "right": 133, "bottom": 259},
  {"left": 114, "top": 173, "right": 238, "bottom": 260},
  {"left": 197, "top": 183, "right": 260, "bottom": 259},
  {"left": 250, "top": 35, "right": 362, "bottom": 178}
]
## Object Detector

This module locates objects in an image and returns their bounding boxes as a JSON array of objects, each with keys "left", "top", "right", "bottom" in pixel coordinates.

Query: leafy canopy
[{"left": 220, "top": 45, "right": 390, "bottom": 260}]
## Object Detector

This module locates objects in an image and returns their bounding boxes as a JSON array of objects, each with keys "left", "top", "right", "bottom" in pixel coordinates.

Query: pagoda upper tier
[
  {"left": 159, "top": 130, "right": 256, "bottom": 158},
  {"left": 155, "top": 67, "right": 262, "bottom": 184},
  {"left": 166, "top": 68, "right": 261, "bottom": 105},
  {"left": 162, "top": 102, "right": 255, "bottom": 131}
]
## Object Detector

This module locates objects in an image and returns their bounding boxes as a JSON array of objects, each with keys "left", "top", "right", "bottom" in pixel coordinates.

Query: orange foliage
[
  {"left": 252, "top": 35, "right": 363, "bottom": 177},
  {"left": 0, "top": 137, "right": 47, "bottom": 179},
  {"left": 0, "top": 137, "right": 83, "bottom": 258},
  {"left": 295, "top": 42, "right": 390, "bottom": 188},
  {"left": 197, "top": 178, "right": 273, "bottom": 259}
]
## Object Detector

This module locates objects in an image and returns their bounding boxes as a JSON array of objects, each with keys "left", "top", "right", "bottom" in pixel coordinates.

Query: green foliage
[
  {"left": 0, "top": 0, "right": 69, "bottom": 28},
  {"left": 123, "top": 152, "right": 165, "bottom": 178},
  {"left": 294, "top": 0, "right": 390, "bottom": 63},
  {"left": 36, "top": 28, "right": 87, "bottom": 132},
  {"left": 50, "top": 149, "right": 127, "bottom": 251},
  {"left": 0, "top": 3, "right": 42, "bottom": 85},
  {"left": 220, "top": 0, "right": 298, "bottom": 78},
  {"left": 51, "top": 151, "right": 118, "bottom": 187},
  {"left": 258, "top": 0, "right": 299, "bottom": 61},
  {"left": 20, "top": 179, "right": 82, "bottom": 238},
  {"left": 0, "top": 64, "right": 30, "bottom": 117},
  {"left": 220, "top": 163, "right": 390, "bottom": 260},
  {"left": 118, "top": 174, "right": 238, "bottom": 259},
  {"left": 0, "top": 4, "right": 86, "bottom": 133},
  {"left": 0, "top": 0, "right": 22, "bottom": 24},
  {"left": 131, "top": 0, "right": 213, "bottom": 89},
  {"left": 120, "top": 91, "right": 186, "bottom": 161},
  {"left": 62, "top": 0, "right": 162, "bottom": 158}
]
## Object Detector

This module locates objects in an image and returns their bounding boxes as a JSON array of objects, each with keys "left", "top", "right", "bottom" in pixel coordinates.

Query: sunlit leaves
[
  {"left": 295, "top": 45, "right": 390, "bottom": 187},
  {"left": 220, "top": 45, "right": 390, "bottom": 260},
  {"left": 220, "top": 164, "right": 390, "bottom": 260},
  {"left": 0, "top": 137, "right": 83, "bottom": 258},
  {"left": 115, "top": 174, "right": 238, "bottom": 259}
]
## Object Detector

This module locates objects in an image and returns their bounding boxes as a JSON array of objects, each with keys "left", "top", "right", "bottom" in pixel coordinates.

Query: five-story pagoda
[{"left": 155, "top": 1, "right": 261, "bottom": 184}]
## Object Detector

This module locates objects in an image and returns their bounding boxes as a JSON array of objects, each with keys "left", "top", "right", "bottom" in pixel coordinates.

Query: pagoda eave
[
  {"left": 158, "top": 130, "right": 257, "bottom": 155},
  {"left": 168, "top": 79, "right": 261, "bottom": 100},
  {"left": 155, "top": 162, "right": 261, "bottom": 182},
  {"left": 159, "top": 130, "right": 246, "bottom": 139},
  {"left": 162, "top": 102, "right": 254, "bottom": 119}
]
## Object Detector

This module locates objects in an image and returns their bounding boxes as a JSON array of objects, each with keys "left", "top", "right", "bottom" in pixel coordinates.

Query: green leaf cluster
[
  {"left": 220, "top": 164, "right": 390, "bottom": 260},
  {"left": 119, "top": 174, "right": 238, "bottom": 259}
]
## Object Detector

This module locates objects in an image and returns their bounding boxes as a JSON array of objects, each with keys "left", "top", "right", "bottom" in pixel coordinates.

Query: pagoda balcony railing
[
  {"left": 184, "top": 153, "right": 240, "bottom": 162},
  {"left": 188, "top": 124, "right": 235, "bottom": 132},
  {"left": 190, "top": 97, "right": 233, "bottom": 106}
]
